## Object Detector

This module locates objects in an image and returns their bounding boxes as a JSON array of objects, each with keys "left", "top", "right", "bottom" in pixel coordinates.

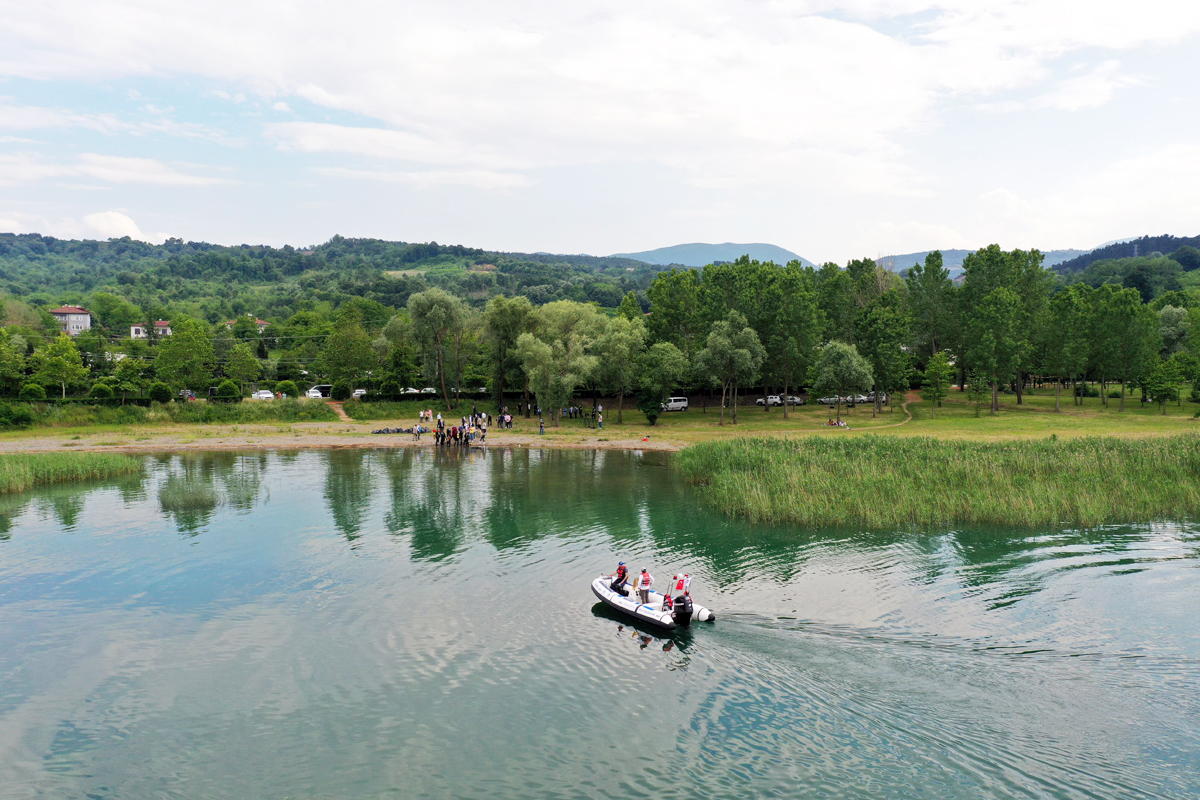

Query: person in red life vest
[
  {"left": 637, "top": 568, "right": 654, "bottom": 605},
  {"left": 606, "top": 561, "right": 629, "bottom": 595},
  {"left": 661, "top": 593, "right": 673, "bottom": 612}
]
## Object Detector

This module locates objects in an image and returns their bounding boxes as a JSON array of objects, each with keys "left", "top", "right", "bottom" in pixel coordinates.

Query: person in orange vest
[{"left": 606, "top": 562, "right": 629, "bottom": 595}]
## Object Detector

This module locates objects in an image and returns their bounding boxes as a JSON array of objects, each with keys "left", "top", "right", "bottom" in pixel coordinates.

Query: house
[
  {"left": 49, "top": 306, "right": 92, "bottom": 335},
  {"left": 131, "top": 320, "right": 172, "bottom": 339},
  {"left": 224, "top": 315, "right": 270, "bottom": 333}
]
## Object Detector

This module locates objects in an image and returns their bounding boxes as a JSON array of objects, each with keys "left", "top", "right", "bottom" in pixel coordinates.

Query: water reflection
[
  {"left": 323, "top": 450, "right": 374, "bottom": 543},
  {"left": 157, "top": 453, "right": 269, "bottom": 535}
]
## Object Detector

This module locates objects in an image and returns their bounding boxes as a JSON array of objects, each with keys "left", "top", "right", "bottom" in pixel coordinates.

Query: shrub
[
  {"left": 275, "top": 380, "right": 298, "bottom": 398},
  {"left": 148, "top": 382, "right": 173, "bottom": 403},
  {"left": 1074, "top": 384, "right": 1099, "bottom": 398},
  {"left": 88, "top": 383, "right": 114, "bottom": 399},
  {"left": 0, "top": 403, "right": 35, "bottom": 429},
  {"left": 258, "top": 379, "right": 276, "bottom": 391},
  {"left": 215, "top": 379, "right": 241, "bottom": 401},
  {"left": 19, "top": 383, "right": 46, "bottom": 402},
  {"left": 331, "top": 380, "right": 352, "bottom": 401},
  {"left": 1108, "top": 390, "right": 1124, "bottom": 399}
]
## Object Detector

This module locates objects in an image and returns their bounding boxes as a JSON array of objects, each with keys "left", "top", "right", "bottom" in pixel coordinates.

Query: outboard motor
[{"left": 672, "top": 593, "right": 694, "bottom": 626}]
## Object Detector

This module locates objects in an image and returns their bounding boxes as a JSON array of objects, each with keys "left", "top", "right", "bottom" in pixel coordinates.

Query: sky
[{"left": 0, "top": 0, "right": 1198, "bottom": 264}]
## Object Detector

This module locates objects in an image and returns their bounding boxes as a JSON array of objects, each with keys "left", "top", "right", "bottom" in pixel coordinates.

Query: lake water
[{"left": 1, "top": 448, "right": 1197, "bottom": 799}]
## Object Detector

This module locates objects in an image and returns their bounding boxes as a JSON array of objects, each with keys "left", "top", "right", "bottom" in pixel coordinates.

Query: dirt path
[
  {"left": 859, "top": 391, "right": 917, "bottom": 430},
  {"left": 326, "top": 401, "right": 353, "bottom": 422}
]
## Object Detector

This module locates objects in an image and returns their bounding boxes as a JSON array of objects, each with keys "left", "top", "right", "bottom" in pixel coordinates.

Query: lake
[{"left": 1, "top": 448, "right": 1197, "bottom": 798}]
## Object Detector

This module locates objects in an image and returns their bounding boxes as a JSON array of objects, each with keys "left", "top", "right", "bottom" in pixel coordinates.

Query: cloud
[
  {"left": 0, "top": 152, "right": 232, "bottom": 186},
  {"left": 1032, "top": 60, "right": 1141, "bottom": 111},
  {"left": 83, "top": 210, "right": 166, "bottom": 242},
  {"left": 314, "top": 166, "right": 532, "bottom": 190},
  {"left": 0, "top": 102, "right": 127, "bottom": 133}
]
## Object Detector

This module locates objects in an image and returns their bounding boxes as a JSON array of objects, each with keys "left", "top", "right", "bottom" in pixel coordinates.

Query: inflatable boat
[{"left": 590, "top": 575, "right": 714, "bottom": 631}]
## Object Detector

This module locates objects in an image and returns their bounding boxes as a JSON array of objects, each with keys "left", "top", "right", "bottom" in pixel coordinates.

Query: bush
[
  {"left": 1108, "top": 390, "right": 1124, "bottom": 399},
  {"left": 88, "top": 383, "right": 114, "bottom": 399},
  {"left": 331, "top": 380, "right": 352, "bottom": 401},
  {"left": 0, "top": 403, "right": 35, "bottom": 429},
  {"left": 215, "top": 379, "right": 242, "bottom": 401},
  {"left": 275, "top": 380, "right": 298, "bottom": 398},
  {"left": 19, "top": 383, "right": 46, "bottom": 402},
  {"left": 1074, "top": 384, "right": 1099, "bottom": 398},
  {"left": 258, "top": 379, "right": 276, "bottom": 391},
  {"left": 148, "top": 382, "right": 173, "bottom": 403}
]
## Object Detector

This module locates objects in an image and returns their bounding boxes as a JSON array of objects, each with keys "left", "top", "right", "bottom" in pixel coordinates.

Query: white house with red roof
[
  {"left": 131, "top": 320, "right": 172, "bottom": 339},
  {"left": 49, "top": 305, "right": 92, "bottom": 335},
  {"left": 224, "top": 315, "right": 269, "bottom": 333}
]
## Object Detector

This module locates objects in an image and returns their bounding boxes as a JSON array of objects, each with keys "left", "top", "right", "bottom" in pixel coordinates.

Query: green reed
[
  {"left": 0, "top": 452, "right": 144, "bottom": 494},
  {"left": 675, "top": 434, "right": 1200, "bottom": 528}
]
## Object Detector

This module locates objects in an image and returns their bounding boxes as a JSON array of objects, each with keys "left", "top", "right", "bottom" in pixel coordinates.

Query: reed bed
[
  {"left": 1, "top": 399, "right": 339, "bottom": 429},
  {"left": 676, "top": 435, "right": 1200, "bottom": 528},
  {"left": 0, "top": 452, "right": 144, "bottom": 494}
]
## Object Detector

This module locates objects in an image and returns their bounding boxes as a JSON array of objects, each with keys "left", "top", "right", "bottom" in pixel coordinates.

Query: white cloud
[
  {"left": 315, "top": 166, "right": 532, "bottom": 190},
  {"left": 271, "top": 101, "right": 291, "bottom": 112},
  {"left": 1032, "top": 60, "right": 1141, "bottom": 111},
  {"left": 0, "top": 153, "right": 232, "bottom": 186},
  {"left": 83, "top": 210, "right": 164, "bottom": 242},
  {"left": 0, "top": 102, "right": 127, "bottom": 133}
]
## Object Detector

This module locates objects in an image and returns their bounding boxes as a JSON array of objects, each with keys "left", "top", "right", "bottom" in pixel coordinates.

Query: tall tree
[
  {"left": 1046, "top": 283, "right": 1094, "bottom": 410},
  {"left": 482, "top": 295, "right": 533, "bottom": 407},
  {"left": 33, "top": 333, "right": 89, "bottom": 399},
  {"left": 965, "top": 287, "right": 1025, "bottom": 413},
  {"left": 112, "top": 356, "right": 149, "bottom": 403},
  {"left": 635, "top": 342, "right": 687, "bottom": 426},
  {"left": 617, "top": 291, "right": 642, "bottom": 321},
  {"left": 514, "top": 300, "right": 604, "bottom": 426},
  {"left": 595, "top": 314, "right": 647, "bottom": 424},
  {"left": 1097, "top": 286, "right": 1160, "bottom": 410},
  {"left": 155, "top": 317, "right": 215, "bottom": 392},
  {"left": 408, "top": 288, "right": 466, "bottom": 410},
  {"left": 816, "top": 262, "right": 857, "bottom": 344},
  {"left": 225, "top": 342, "right": 262, "bottom": 393},
  {"left": 905, "top": 250, "right": 952, "bottom": 359},
  {"left": 809, "top": 341, "right": 873, "bottom": 423},
  {"left": 768, "top": 263, "right": 823, "bottom": 419},
  {"left": 0, "top": 335, "right": 26, "bottom": 396},
  {"left": 856, "top": 290, "right": 912, "bottom": 416},
  {"left": 922, "top": 352, "right": 954, "bottom": 418},
  {"left": 693, "top": 310, "right": 766, "bottom": 425},
  {"left": 320, "top": 322, "right": 375, "bottom": 385}
]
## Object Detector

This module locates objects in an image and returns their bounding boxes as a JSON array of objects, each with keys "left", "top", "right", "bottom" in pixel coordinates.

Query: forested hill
[
  {"left": 611, "top": 242, "right": 813, "bottom": 267},
  {"left": 1054, "top": 235, "right": 1200, "bottom": 274},
  {"left": 0, "top": 233, "right": 660, "bottom": 323},
  {"left": 879, "top": 248, "right": 1086, "bottom": 275}
]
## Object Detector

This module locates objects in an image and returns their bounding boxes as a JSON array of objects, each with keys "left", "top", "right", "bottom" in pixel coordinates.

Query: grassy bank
[
  {"left": 0, "top": 452, "right": 144, "bottom": 494},
  {"left": 0, "top": 399, "right": 339, "bottom": 429},
  {"left": 676, "top": 435, "right": 1200, "bottom": 528}
]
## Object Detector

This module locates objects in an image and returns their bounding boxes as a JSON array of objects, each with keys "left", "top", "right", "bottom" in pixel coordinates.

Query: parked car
[
  {"left": 785, "top": 395, "right": 806, "bottom": 405},
  {"left": 817, "top": 396, "right": 841, "bottom": 405},
  {"left": 403, "top": 387, "right": 421, "bottom": 394},
  {"left": 352, "top": 388, "right": 367, "bottom": 399},
  {"left": 252, "top": 389, "right": 275, "bottom": 400},
  {"left": 661, "top": 396, "right": 689, "bottom": 412},
  {"left": 866, "top": 391, "right": 887, "bottom": 403},
  {"left": 851, "top": 394, "right": 870, "bottom": 404},
  {"left": 306, "top": 384, "right": 332, "bottom": 399},
  {"left": 755, "top": 395, "right": 784, "bottom": 406},
  {"left": 420, "top": 387, "right": 437, "bottom": 395}
]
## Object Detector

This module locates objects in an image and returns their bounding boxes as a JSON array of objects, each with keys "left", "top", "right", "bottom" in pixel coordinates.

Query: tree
[
  {"left": 330, "top": 380, "right": 352, "bottom": 401},
  {"left": 966, "top": 372, "right": 989, "bottom": 417},
  {"left": 965, "top": 287, "right": 1025, "bottom": 413},
  {"left": 19, "top": 383, "right": 46, "bottom": 402},
  {"left": 1047, "top": 284, "right": 1094, "bottom": 409},
  {"left": 617, "top": 291, "right": 642, "bottom": 321},
  {"left": 275, "top": 380, "right": 298, "bottom": 398},
  {"left": 1159, "top": 305, "right": 1189, "bottom": 355},
  {"left": 856, "top": 291, "right": 912, "bottom": 416},
  {"left": 155, "top": 317, "right": 215, "bottom": 392},
  {"left": 32, "top": 333, "right": 88, "bottom": 398},
  {"left": 215, "top": 379, "right": 241, "bottom": 401},
  {"left": 112, "top": 357, "right": 149, "bottom": 403},
  {"left": 595, "top": 315, "right": 646, "bottom": 424},
  {"left": 514, "top": 300, "right": 604, "bottom": 426},
  {"left": 0, "top": 336, "right": 26, "bottom": 396},
  {"left": 148, "top": 382, "right": 172, "bottom": 403},
  {"left": 408, "top": 288, "right": 466, "bottom": 410},
  {"left": 693, "top": 310, "right": 766, "bottom": 425},
  {"left": 905, "top": 251, "right": 953, "bottom": 359},
  {"left": 767, "top": 263, "right": 823, "bottom": 419},
  {"left": 1144, "top": 357, "right": 1182, "bottom": 414},
  {"left": 809, "top": 341, "right": 873, "bottom": 423},
  {"left": 88, "top": 382, "right": 113, "bottom": 399},
  {"left": 922, "top": 352, "right": 954, "bottom": 418},
  {"left": 635, "top": 342, "right": 687, "bottom": 426},
  {"left": 483, "top": 295, "right": 533, "bottom": 407},
  {"left": 319, "top": 322, "right": 375, "bottom": 385},
  {"left": 225, "top": 342, "right": 262, "bottom": 393},
  {"left": 816, "top": 263, "right": 857, "bottom": 343},
  {"left": 88, "top": 291, "right": 144, "bottom": 329},
  {"left": 1097, "top": 286, "right": 1160, "bottom": 410}
]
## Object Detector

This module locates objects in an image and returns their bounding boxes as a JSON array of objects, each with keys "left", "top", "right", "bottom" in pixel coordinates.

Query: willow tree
[
  {"left": 514, "top": 300, "right": 604, "bottom": 426},
  {"left": 408, "top": 288, "right": 466, "bottom": 410}
]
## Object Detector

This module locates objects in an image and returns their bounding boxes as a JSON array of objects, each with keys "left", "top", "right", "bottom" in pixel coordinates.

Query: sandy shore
[{"left": 0, "top": 422, "right": 684, "bottom": 455}]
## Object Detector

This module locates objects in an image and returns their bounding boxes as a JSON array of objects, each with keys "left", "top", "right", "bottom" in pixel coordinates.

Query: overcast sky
[{"left": 1, "top": 1, "right": 1198, "bottom": 264}]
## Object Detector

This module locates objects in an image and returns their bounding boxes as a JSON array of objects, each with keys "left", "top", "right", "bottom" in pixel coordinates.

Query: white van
[{"left": 661, "top": 396, "right": 689, "bottom": 412}]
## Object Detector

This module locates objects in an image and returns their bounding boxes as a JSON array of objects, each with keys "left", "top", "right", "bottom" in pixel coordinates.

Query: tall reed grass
[
  {"left": 0, "top": 452, "right": 144, "bottom": 494},
  {"left": 1, "top": 398, "right": 339, "bottom": 429},
  {"left": 676, "top": 435, "right": 1200, "bottom": 528}
]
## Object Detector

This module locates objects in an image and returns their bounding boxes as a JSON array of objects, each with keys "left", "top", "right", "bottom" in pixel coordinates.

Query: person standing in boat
[
  {"left": 606, "top": 562, "right": 629, "bottom": 594},
  {"left": 637, "top": 568, "right": 654, "bottom": 605}
]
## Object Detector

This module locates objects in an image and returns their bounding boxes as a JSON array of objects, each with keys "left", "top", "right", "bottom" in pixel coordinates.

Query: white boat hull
[{"left": 590, "top": 576, "right": 714, "bottom": 630}]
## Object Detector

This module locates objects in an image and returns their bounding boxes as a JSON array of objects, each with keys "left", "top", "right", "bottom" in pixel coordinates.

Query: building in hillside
[
  {"left": 131, "top": 320, "right": 172, "bottom": 339},
  {"left": 49, "top": 306, "right": 92, "bottom": 335},
  {"left": 224, "top": 315, "right": 270, "bottom": 333}
]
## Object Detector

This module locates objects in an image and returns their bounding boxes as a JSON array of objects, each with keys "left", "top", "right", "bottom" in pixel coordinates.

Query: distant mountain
[
  {"left": 611, "top": 242, "right": 813, "bottom": 268},
  {"left": 1052, "top": 234, "right": 1200, "bottom": 274},
  {"left": 878, "top": 248, "right": 1086, "bottom": 276}
]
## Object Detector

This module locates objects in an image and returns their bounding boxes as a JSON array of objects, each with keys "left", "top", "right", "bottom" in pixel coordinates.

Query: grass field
[
  {"left": 677, "top": 434, "right": 1200, "bottom": 528},
  {"left": 0, "top": 452, "right": 144, "bottom": 494}
]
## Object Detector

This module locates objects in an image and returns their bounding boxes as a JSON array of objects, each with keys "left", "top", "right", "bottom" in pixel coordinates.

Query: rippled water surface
[{"left": 1, "top": 448, "right": 1198, "bottom": 798}]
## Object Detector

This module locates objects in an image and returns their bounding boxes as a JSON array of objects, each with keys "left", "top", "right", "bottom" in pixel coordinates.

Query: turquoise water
[{"left": 0, "top": 448, "right": 1197, "bottom": 798}]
